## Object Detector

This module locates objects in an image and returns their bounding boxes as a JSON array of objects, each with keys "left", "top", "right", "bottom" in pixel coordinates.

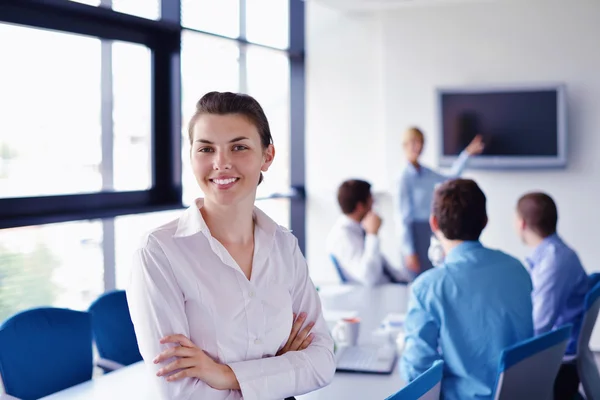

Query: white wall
[
  {"left": 306, "top": 2, "right": 390, "bottom": 283},
  {"left": 380, "top": 0, "right": 600, "bottom": 268}
]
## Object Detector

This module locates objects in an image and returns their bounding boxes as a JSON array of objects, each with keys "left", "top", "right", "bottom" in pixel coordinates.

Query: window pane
[
  {"left": 256, "top": 198, "right": 290, "bottom": 229},
  {"left": 112, "top": 41, "right": 153, "bottom": 191},
  {"left": 112, "top": 0, "right": 160, "bottom": 20},
  {"left": 70, "top": 0, "right": 101, "bottom": 6},
  {"left": 181, "top": 31, "right": 240, "bottom": 205},
  {"left": 246, "top": 0, "right": 289, "bottom": 49},
  {"left": 69, "top": 0, "right": 160, "bottom": 20},
  {"left": 114, "top": 210, "right": 183, "bottom": 289},
  {"left": 0, "top": 24, "right": 102, "bottom": 198},
  {"left": 246, "top": 46, "right": 290, "bottom": 197},
  {"left": 181, "top": 0, "right": 239, "bottom": 38},
  {"left": 0, "top": 220, "right": 104, "bottom": 323}
]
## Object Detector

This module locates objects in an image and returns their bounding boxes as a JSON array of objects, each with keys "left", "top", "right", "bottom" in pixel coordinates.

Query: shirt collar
[
  {"left": 444, "top": 240, "right": 483, "bottom": 264},
  {"left": 405, "top": 162, "right": 420, "bottom": 176},
  {"left": 527, "top": 233, "right": 561, "bottom": 268},
  {"left": 173, "top": 198, "right": 279, "bottom": 239}
]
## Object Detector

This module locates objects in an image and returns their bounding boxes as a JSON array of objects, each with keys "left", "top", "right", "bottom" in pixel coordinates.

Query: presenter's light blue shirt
[
  {"left": 400, "top": 241, "right": 534, "bottom": 400},
  {"left": 397, "top": 151, "right": 470, "bottom": 255},
  {"left": 527, "top": 233, "right": 589, "bottom": 355}
]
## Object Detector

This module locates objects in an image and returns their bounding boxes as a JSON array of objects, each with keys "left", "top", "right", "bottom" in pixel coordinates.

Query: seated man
[
  {"left": 400, "top": 179, "right": 533, "bottom": 400},
  {"left": 515, "top": 192, "right": 589, "bottom": 399},
  {"left": 326, "top": 179, "right": 406, "bottom": 286}
]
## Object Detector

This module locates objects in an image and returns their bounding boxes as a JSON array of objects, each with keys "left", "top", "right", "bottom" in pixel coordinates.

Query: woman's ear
[{"left": 261, "top": 144, "right": 275, "bottom": 172}]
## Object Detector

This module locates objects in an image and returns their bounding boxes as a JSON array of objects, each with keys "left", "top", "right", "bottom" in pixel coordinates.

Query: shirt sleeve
[
  {"left": 399, "top": 283, "right": 441, "bottom": 382},
  {"left": 334, "top": 229, "right": 386, "bottom": 286},
  {"left": 127, "top": 236, "right": 236, "bottom": 400},
  {"left": 531, "top": 254, "right": 569, "bottom": 334},
  {"left": 398, "top": 174, "right": 416, "bottom": 256},
  {"left": 227, "top": 234, "right": 336, "bottom": 400},
  {"left": 447, "top": 150, "right": 470, "bottom": 178}
]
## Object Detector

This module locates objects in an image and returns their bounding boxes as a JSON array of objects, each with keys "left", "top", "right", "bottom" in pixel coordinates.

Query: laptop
[{"left": 335, "top": 344, "right": 397, "bottom": 375}]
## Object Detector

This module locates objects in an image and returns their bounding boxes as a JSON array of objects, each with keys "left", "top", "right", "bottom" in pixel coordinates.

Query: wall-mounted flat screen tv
[{"left": 437, "top": 84, "right": 567, "bottom": 169}]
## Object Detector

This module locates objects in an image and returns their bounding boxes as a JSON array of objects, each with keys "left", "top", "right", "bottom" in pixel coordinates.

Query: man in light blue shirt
[
  {"left": 400, "top": 179, "right": 533, "bottom": 400},
  {"left": 396, "top": 127, "right": 484, "bottom": 276},
  {"left": 515, "top": 192, "right": 589, "bottom": 399}
]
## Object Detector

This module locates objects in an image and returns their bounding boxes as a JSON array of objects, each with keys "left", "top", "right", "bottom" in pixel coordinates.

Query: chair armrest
[{"left": 96, "top": 357, "right": 126, "bottom": 372}]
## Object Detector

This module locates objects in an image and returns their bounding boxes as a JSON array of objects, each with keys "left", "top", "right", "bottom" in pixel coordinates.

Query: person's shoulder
[
  {"left": 137, "top": 217, "right": 180, "bottom": 252},
  {"left": 411, "top": 267, "right": 447, "bottom": 296}
]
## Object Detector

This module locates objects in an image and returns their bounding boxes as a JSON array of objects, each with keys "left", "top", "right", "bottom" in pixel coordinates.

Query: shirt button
[
  {"left": 254, "top": 338, "right": 262, "bottom": 345},
  {"left": 248, "top": 291, "right": 255, "bottom": 298}
]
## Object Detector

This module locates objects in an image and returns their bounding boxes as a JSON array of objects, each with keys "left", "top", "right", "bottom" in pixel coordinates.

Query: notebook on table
[{"left": 335, "top": 344, "right": 397, "bottom": 375}]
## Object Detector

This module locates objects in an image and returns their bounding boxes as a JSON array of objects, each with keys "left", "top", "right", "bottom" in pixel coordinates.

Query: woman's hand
[
  {"left": 277, "top": 312, "right": 315, "bottom": 356},
  {"left": 466, "top": 134, "right": 485, "bottom": 155},
  {"left": 405, "top": 254, "right": 421, "bottom": 274},
  {"left": 154, "top": 334, "right": 240, "bottom": 390}
]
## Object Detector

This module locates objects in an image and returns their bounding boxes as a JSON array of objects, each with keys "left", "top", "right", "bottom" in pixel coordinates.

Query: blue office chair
[
  {"left": 493, "top": 324, "right": 572, "bottom": 400},
  {"left": 385, "top": 360, "right": 443, "bottom": 400},
  {"left": 330, "top": 254, "right": 348, "bottom": 283},
  {"left": 88, "top": 290, "right": 142, "bottom": 372},
  {"left": 0, "top": 308, "right": 93, "bottom": 400},
  {"left": 577, "top": 281, "right": 600, "bottom": 400},
  {"left": 589, "top": 272, "right": 600, "bottom": 290}
]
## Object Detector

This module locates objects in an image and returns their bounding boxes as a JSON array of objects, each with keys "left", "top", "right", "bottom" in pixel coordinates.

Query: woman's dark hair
[
  {"left": 432, "top": 179, "right": 487, "bottom": 241},
  {"left": 188, "top": 91, "right": 273, "bottom": 184},
  {"left": 517, "top": 192, "right": 558, "bottom": 238}
]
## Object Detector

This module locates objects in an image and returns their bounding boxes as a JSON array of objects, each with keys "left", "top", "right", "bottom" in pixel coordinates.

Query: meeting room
[{"left": 1, "top": 0, "right": 600, "bottom": 399}]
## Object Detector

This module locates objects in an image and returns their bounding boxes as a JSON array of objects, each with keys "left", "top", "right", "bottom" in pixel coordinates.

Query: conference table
[{"left": 38, "top": 284, "right": 408, "bottom": 400}]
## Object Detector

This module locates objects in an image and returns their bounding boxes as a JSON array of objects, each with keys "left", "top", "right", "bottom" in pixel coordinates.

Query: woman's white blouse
[{"left": 126, "top": 200, "right": 335, "bottom": 400}]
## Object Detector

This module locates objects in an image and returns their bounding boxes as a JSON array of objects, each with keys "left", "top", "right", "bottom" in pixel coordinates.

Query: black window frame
[{"left": 0, "top": 0, "right": 306, "bottom": 253}]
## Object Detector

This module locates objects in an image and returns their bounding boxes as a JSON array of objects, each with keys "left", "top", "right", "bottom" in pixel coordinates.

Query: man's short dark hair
[
  {"left": 337, "top": 180, "right": 371, "bottom": 214},
  {"left": 432, "top": 179, "right": 487, "bottom": 241},
  {"left": 517, "top": 192, "right": 558, "bottom": 238}
]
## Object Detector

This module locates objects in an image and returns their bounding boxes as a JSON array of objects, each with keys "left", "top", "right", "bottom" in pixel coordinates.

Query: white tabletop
[
  {"left": 298, "top": 284, "right": 408, "bottom": 399},
  {"left": 37, "top": 284, "right": 408, "bottom": 400}
]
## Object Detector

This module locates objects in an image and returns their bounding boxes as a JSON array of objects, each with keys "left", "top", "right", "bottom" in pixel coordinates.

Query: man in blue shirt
[
  {"left": 515, "top": 192, "right": 589, "bottom": 399},
  {"left": 400, "top": 179, "right": 533, "bottom": 400}
]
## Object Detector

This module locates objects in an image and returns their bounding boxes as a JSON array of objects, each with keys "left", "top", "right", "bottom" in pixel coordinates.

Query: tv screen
[{"left": 438, "top": 85, "right": 567, "bottom": 168}]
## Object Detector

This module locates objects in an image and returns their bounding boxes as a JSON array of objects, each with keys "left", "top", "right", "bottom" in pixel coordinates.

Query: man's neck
[{"left": 441, "top": 239, "right": 465, "bottom": 255}]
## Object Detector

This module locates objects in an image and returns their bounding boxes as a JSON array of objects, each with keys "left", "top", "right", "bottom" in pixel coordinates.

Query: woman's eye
[
  {"left": 233, "top": 145, "right": 248, "bottom": 151},
  {"left": 198, "top": 147, "right": 213, "bottom": 153}
]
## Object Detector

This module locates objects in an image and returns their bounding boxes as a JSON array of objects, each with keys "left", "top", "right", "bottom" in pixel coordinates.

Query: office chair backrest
[
  {"left": 385, "top": 360, "right": 443, "bottom": 400},
  {"left": 577, "top": 282, "right": 600, "bottom": 400},
  {"left": 493, "top": 324, "right": 572, "bottom": 400},
  {"left": 330, "top": 254, "right": 348, "bottom": 283},
  {"left": 0, "top": 307, "right": 93, "bottom": 400},
  {"left": 88, "top": 290, "right": 142, "bottom": 368}
]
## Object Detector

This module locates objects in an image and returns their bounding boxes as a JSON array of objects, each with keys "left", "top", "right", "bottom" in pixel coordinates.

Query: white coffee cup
[{"left": 332, "top": 317, "right": 361, "bottom": 346}]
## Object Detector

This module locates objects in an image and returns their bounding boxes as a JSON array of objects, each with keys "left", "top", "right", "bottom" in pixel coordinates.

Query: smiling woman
[{"left": 126, "top": 92, "right": 334, "bottom": 400}]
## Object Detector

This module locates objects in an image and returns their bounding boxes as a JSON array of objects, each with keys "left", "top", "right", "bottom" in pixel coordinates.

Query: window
[
  {"left": 181, "top": 31, "right": 240, "bottom": 205},
  {"left": 70, "top": 0, "right": 161, "bottom": 20},
  {"left": 246, "top": 0, "right": 289, "bottom": 49},
  {"left": 181, "top": 0, "right": 239, "bottom": 38},
  {"left": 0, "top": 24, "right": 153, "bottom": 198},
  {"left": 246, "top": 46, "right": 291, "bottom": 197},
  {"left": 0, "top": 24, "right": 102, "bottom": 198},
  {"left": 0, "top": 220, "right": 104, "bottom": 322},
  {"left": 112, "top": 41, "right": 153, "bottom": 191},
  {"left": 0, "top": 0, "right": 304, "bottom": 321},
  {"left": 112, "top": 0, "right": 161, "bottom": 20}
]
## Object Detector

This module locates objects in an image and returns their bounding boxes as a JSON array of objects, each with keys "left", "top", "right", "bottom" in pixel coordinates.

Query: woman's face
[
  {"left": 191, "top": 113, "right": 274, "bottom": 207},
  {"left": 403, "top": 137, "right": 423, "bottom": 163}
]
